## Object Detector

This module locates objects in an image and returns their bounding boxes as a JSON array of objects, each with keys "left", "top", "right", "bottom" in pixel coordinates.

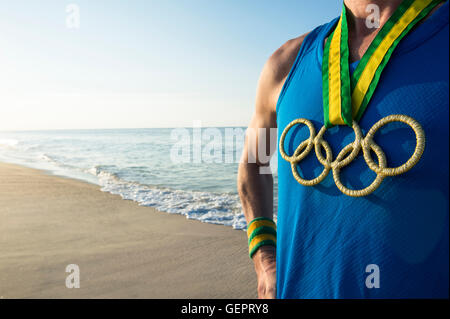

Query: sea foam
[
  {"left": 88, "top": 165, "right": 247, "bottom": 230},
  {"left": 0, "top": 128, "right": 278, "bottom": 231}
]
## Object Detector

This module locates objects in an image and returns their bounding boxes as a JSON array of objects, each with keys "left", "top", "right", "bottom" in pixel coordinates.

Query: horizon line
[{"left": 0, "top": 125, "right": 250, "bottom": 133}]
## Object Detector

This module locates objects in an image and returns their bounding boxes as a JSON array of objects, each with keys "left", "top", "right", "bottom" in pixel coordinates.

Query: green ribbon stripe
[
  {"left": 323, "top": 0, "right": 444, "bottom": 127},
  {"left": 354, "top": 0, "right": 444, "bottom": 121}
]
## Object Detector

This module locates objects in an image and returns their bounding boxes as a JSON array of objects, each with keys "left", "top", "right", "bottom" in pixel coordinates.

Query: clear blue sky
[{"left": 0, "top": 1, "right": 342, "bottom": 130}]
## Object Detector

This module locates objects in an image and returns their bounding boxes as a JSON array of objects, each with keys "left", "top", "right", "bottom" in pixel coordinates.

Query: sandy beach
[{"left": 0, "top": 162, "right": 256, "bottom": 299}]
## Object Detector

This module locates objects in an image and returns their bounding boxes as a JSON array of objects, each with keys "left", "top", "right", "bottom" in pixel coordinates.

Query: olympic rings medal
[
  {"left": 333, "top": 142, "right": 387, "bottom": 197},
  {"left": 290, "top": 139, "right": 332, "bottom": 186},
  {"left": 279, "top": 114, "right": 426, "bottom": 197},
  {"left": 363, "top": 114, "right": 426, "bottom": 177},
  {"left": 279, "top": 118, "right": 316, "bottom": 163},
  {"left": 314, "top": 122, "right": 363, "bottom": 169}
]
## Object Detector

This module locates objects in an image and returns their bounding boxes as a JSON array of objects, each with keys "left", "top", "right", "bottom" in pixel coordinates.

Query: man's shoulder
[
  {"left": 256, "top": 32, "right": 313, "bottom": 114},
  {"left": 265, "top": 33, "right": 310, "bottom": 85},
  {"left": 257, "top": 33, "right": 310, "bottom": 112}
]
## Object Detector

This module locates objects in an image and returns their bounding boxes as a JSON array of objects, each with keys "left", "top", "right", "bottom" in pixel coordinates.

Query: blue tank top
[{"left": 276, "top": 2, "right": 449, "bottom": 299}]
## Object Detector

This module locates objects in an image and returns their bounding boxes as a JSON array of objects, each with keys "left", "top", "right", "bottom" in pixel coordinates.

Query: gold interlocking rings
[{"left": 279, "top": 115, "right": 426, "bottom": 197}]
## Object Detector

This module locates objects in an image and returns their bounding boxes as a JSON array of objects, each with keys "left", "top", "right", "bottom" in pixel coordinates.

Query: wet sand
[{"left": 0, "top": 162, "right": 256, "bottom": 299}]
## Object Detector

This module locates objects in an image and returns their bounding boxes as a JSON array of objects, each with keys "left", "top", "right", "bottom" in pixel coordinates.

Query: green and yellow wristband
[{"left": 247, "top": 217, "right": 277, "bottom": 259}]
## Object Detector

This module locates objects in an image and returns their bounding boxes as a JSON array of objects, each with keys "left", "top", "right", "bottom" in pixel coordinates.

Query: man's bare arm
[{"left": 237, "top": 34, "right": 307, "bottom": 299}]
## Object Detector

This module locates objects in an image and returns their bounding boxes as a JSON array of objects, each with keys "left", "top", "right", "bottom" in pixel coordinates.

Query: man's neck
[
  {"left": 343, "top": 0, "right": 405, "bottom": 61},
  {"left": 330, "top": 0, "right": 443, "bottom": 61},
  {"left": 344, "top": 0, "right": 404, "bottom": 37}
]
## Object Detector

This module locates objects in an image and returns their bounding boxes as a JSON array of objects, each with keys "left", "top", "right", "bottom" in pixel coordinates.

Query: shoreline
[
  {"left": 0, "top": 155, "right": 247, "bottom": 231},
  {"left": 0, "top": 162, "right": 256, "bottom": 298}
]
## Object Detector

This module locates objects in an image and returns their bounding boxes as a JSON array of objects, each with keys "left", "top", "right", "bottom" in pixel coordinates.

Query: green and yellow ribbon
[
  {"left": 323, "top": 0, "right": 444, "bottom": 128},
  {"left": 247, "top": 217, "right": 277, "bottom": 259}
]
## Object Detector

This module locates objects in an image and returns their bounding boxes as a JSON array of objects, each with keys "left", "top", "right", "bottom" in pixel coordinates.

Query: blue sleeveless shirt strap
[{"left": 276, "top": 18, "right": 339, "bottom": 114}]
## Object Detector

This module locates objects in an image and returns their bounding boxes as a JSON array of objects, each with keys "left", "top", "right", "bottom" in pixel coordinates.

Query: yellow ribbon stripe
[
  {"left": 351, "top": 0, "right": 433, "bottom": 116},
  {"left": 248, "top": 234, "right": 277, "bottom": 254},
  {"left": 246, "top": 219, "right": 276, "bottom": 237},
  {"left": 328, "top": 17, "right": 346, "bottom": 126}
]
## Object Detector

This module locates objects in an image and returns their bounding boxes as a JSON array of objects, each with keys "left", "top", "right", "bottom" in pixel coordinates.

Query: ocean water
[{"left": 0, "top": 128, "right": 278, "bottom": 230}]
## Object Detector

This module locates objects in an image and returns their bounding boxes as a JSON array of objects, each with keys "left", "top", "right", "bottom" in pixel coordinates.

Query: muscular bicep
[
  {"left": 242, "top": 62, "right": 279, "bottom": 167},
  {"left": 242, "top": 35, "right": 306, "bottom": 167}
]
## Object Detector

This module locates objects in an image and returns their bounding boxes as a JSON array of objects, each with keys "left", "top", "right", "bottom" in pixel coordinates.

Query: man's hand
[{"left": 253, "top": 246, "right": 276, "bottom": 299}]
